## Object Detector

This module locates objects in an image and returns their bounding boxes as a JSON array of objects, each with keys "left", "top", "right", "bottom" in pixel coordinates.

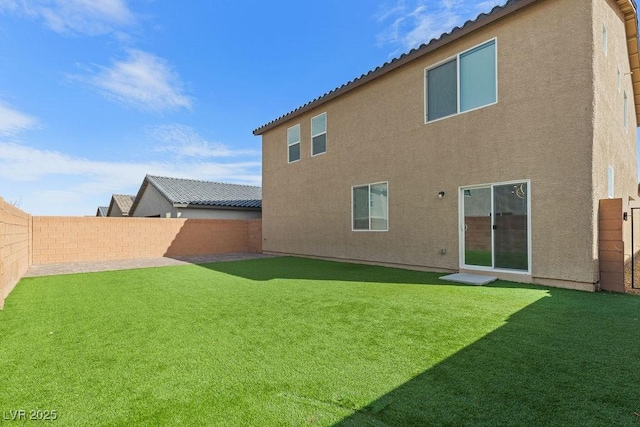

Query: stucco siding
[
  {"left": 592, "top": 0, "right": 639, "bottom": 282},
  {"left": 261, "top": 0, "right": 605, "bottom": 288},
  {"left": 108, "top": 203, "right": 124, "bottom": 217},
  {"left": 176, "top": 208, "right": 262, "bottom": 220},
  {"left": 131, "top": 184, "right": 174, "bottom": 217}
]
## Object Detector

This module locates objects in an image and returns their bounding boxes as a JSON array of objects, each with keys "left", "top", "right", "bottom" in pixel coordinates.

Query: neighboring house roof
[
  {"left": 129, "top": 175, "right": 262, "bottom": 215},
  {"left": 253, "top": 0, "right": 640, "bottom": 135},
  {"left": 96, "top": 206, "right": 108, "bottom": 217},
  {"left": 107, "top": 194, "right": 135, "bottom": 216}
]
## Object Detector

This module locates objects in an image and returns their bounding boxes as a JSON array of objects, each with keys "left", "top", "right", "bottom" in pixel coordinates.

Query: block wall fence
[
  {"left": 599, "top": 198, "right": 640, "bottom": 294},
  {"left": 31, "top": 217, "right": 262, "bottom": 264},
  {"left": 0, "top": 201, "right": 262, "bottom": 308},
  {"left": 0, "top": 198, "right": 32, "bottom": 309}
]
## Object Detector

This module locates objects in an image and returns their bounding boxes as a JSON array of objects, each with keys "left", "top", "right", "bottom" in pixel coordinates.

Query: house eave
[
  {"left": 254, "top": 0, "right": 640, "bottom": 134},
  {"left": 616, "top": 0, "right": 640, "bottom": 125},
  {"left": 253, "top": 0, "right": 540, "bottom": 136}
]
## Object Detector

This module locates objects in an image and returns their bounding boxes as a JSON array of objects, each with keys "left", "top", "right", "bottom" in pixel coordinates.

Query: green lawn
[
  {"left": 465, "top": 250, "right": 529, "bottom": 270},
  {"left": 1, "top": 257, "right": 640, "bottom": 426}
]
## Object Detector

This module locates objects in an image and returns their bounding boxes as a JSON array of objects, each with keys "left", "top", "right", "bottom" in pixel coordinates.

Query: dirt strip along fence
[{"left": 0, "top": 206, "right": 261, "bottom": 308}]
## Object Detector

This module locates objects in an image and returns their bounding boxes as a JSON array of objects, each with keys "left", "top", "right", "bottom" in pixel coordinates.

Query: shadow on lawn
[
  {"left": 196, "top": 256, "right": 538, "bottom": 289},
  {"left": 333, "top": 290, "right": 640, "bottom": 426},
  {"left": 195, "top": 256, "right": 640, "bottom": 424}
]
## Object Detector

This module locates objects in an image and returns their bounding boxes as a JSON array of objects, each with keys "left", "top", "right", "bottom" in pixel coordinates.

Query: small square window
[{"left": 352, "top": 182, "right": 388, "bottom": 231}]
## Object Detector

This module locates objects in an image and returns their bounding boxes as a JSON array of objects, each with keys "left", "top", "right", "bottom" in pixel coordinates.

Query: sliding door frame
[{"left": 458, "top": 179, "right": 532, "bottom": 275}]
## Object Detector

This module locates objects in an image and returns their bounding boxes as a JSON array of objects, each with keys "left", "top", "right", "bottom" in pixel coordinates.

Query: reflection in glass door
[
  {"left": 461, "top": 181, "right": 529, "bottom": 272},
  {"left": 493, "top": 183, "right": 529, "bottom": 271},
  {"left": 463, "top": 187, "right": 492, "bottom": 267}
]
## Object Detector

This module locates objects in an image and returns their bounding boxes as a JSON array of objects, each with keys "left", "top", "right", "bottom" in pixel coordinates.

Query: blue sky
[{"left": 0, "top": 0, "right": 513, "bottom": 215}]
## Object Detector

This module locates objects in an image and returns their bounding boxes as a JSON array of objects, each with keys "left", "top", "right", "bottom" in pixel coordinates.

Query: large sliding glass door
[{"left": 460, "top": 181, "right": 530, "bottom": 273}]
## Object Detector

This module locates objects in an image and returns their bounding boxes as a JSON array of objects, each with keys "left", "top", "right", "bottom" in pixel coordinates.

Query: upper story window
[
  {"left": 352, "top": 182, "right": 388, "bottom": 231},
  {"left": 287, "top": 124, "right": 301, "bottom": 163},
  {"left": 425, "top": 39, "right": 497, "bottom": 122},
  {"left": 602, "top": 24, "right": 608, "bottom": 56},
  {"left": 311, "top": 113, "right": 327, "bottom": 156}
]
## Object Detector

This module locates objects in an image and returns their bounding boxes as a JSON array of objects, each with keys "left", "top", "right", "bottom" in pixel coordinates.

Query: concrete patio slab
[{"left": 440, "top": 273, "right": 498, "bottom": 286}]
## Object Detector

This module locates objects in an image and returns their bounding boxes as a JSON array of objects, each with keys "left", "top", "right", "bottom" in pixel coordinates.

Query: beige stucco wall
[
  {"left": 132, "top": 183, "right": 261, "bottom": 219},
  {"left": 592, "top": 0, "right": 639, "bottom": 279},
  {"left": 131, "top": 184, "right": 174, "bottom": 217},
  {"left": 176, "top": 207, "right": 261, "bottom": 220},
  {"left": 260, "top": 0, "right": 635, "bottom": 289},
  {"left": 108, "top": 203, "right": 124, "bottom": 217}
]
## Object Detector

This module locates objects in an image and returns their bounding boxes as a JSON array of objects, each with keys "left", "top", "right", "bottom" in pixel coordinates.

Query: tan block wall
[
  {"left": 464, "top": 217, "right": 491, "bottom": 252},
  {"left": 599, "top": 199, "right": 625, "bottom": 292},
  {"left": 31, "top": 217, "right": 260, "bottom": 264},
  {"left": 247, "top": 219, "right": 262, "bottom": 253},
  {"left": 0, "top": 197, "right": 32, "bottom": 308}
]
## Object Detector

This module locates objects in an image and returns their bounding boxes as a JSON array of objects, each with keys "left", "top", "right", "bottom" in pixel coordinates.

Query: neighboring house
[
  {"left": 254, "top": 0, "right": 640, "bottom": 291},
  {"left": 129, "top": 175, "right": 261, "bottom": 219},
  {"left": 96, "top": 206, "right": 108, "bottom": 217},
  {"left": 106, "top": 194, "right": 135, "bottom": 217}
]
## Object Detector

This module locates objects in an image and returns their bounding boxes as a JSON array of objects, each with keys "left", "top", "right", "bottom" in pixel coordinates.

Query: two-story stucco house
[{"left": 254, "top": 0, "right": 640, "bottom": 291}]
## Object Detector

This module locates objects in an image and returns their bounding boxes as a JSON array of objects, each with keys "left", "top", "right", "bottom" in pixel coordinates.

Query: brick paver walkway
[{"left": 24, "top": 253, "right": 276, "bottom": 278}]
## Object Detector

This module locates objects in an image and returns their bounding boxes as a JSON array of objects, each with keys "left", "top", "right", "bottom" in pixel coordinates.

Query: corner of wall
[
  {"left": 0, "top": 197, "right": 34, "bottom": 309},
  {"left": 0, "top": 196, "right": 5, "bottom": 309}
]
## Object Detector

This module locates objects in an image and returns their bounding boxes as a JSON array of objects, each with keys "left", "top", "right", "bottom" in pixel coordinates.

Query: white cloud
[
  {"left": 76, "top": 50, "right": 192, "bottom": 112},
  {"left": 0, "top": 0, "right": 135, "bottom": 36},
  {"left": 149, "top": 124, "right": 260, "bottom": 158},
  {"left": 0, "top": 0, "right": 19, "bottom": 12},
  {"left": 0, "top": 141, "right": 260, "bottom": 184},
  {"left": 0, "top": 102, "right": 37, "bottom": 136},
  {"left": 0, "top": 141, "right": 261, "bottom": 215},
  {"left": 377, "top": 0, "right": 505, "bottom": 53}
]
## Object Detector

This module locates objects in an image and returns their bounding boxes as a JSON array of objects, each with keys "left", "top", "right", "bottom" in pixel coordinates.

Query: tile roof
[
  {"left": 130, "top": 175, "right": 262, "bottom": 215},
  {"left": 112, "top": 194, "right": 135, "bottom": 215},
  {"left": 253, "top": 0, "right": 640, "bottom": 134},
  {"left": 96, "top": 206, "right": 108, "bottom": 217}
]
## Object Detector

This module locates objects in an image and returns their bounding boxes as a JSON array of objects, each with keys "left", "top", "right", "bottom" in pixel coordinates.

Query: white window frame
[
  {"left": 607, "top": 166, "right": 615, "bottom": 199},
  {"left": 311, "top": 112, "right": 327, "bottom": 157},
  {"left": 351, "top": 181, "right": 389, "bottom": 232},
  {"left": 287, "top": 124, "right": 301, "bottom": 164},
  {"left": 424, "top": 37, "right": 498, "bottom": 124}
]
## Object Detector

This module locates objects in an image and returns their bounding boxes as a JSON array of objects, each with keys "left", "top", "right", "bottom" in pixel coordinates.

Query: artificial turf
[{"left": 1, "top": 257, "right": 639, "bottom": 425}]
